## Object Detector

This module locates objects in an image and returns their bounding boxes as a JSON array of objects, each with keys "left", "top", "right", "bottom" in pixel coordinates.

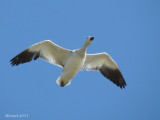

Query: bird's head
[
  {"left": 82, "top": 36, "right": 94, "bottom": 50},
  {"left": 87, "top": 36, "right": 94, "bottom": 41},
  {"left": 85, "top": 36, "right": 94, "bottom": 46}
]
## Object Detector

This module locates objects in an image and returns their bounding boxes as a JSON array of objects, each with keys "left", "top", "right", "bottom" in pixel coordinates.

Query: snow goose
[{"left": 10, "top": 36, "right": 126, "bottom": 88}]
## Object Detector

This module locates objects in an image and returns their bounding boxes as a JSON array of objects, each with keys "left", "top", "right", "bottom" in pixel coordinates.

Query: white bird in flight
[{"left": 10, "top": 36, "right": 126, "bottom": 88}]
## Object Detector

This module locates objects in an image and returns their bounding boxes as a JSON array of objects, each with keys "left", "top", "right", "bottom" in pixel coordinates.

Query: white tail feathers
[{"left": 56, "top": 77, "right": 71, "bottom": 87}]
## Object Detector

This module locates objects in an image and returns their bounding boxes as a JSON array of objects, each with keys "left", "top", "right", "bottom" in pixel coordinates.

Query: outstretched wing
[
  {"left": 82, "top": 53, "right": 126, "bottom": 88},
  {"left": 10, "top": 40, "right": 71, "bottom": 68}
]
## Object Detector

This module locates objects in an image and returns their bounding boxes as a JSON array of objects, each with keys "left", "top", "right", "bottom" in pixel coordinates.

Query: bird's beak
[{"left": 90, "top": 37, "right": 94, "bottom": 41}]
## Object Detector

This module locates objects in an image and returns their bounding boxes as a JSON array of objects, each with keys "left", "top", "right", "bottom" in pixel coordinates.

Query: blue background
[{"left": 1, "top": 0, "right": 160, "bottom": 120}]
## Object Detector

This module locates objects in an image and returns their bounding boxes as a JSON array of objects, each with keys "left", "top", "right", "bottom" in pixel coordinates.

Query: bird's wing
[
  {"left": 82, "top": 53, "right": 126, "bottom": 88},
  {"left": 10, "top": 40, "right": 71, "bottom": 68}
]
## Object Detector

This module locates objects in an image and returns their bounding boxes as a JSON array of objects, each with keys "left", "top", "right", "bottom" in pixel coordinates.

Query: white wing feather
[
  {"left": 10, "top": 40, "right": 71, "bottom": 67},
  {"left": 82, "top": 53, "right": 126, "bottom": 88}
]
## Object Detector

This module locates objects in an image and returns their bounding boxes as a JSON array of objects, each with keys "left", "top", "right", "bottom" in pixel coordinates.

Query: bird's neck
[
  {"left": 81, "top": 40, "right": 90, "bottom": 52},
  {"left": 80, "top": 46, "right": 87, "bottom": 52}
]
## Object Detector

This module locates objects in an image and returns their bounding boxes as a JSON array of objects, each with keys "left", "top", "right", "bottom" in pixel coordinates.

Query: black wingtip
[
  {"left": 100, "top": 66, "right": 126, "bottom": 89},
  {"left": 119, "top": 83, "right": 127, "bottom": 89},
  {"left": 118, "top": 78, "right": 127, "bottom": 89},
  {"left": 10, "top": 49, "right": 40, "bottom": 67}
]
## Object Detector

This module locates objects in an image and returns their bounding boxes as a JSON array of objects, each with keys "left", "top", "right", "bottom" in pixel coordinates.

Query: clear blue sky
[{"left": 0, "top": 0, "right": 160, "bottom": 120}]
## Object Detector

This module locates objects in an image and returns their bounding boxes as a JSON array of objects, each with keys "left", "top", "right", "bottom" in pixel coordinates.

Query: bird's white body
[{"left": 57, "top": 50, "right": 86, "bottom": 86}]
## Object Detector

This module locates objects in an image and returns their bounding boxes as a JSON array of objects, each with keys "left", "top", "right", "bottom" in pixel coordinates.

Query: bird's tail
[{"left": 56, "top": 77, "right": 71, "bottom": 87}]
